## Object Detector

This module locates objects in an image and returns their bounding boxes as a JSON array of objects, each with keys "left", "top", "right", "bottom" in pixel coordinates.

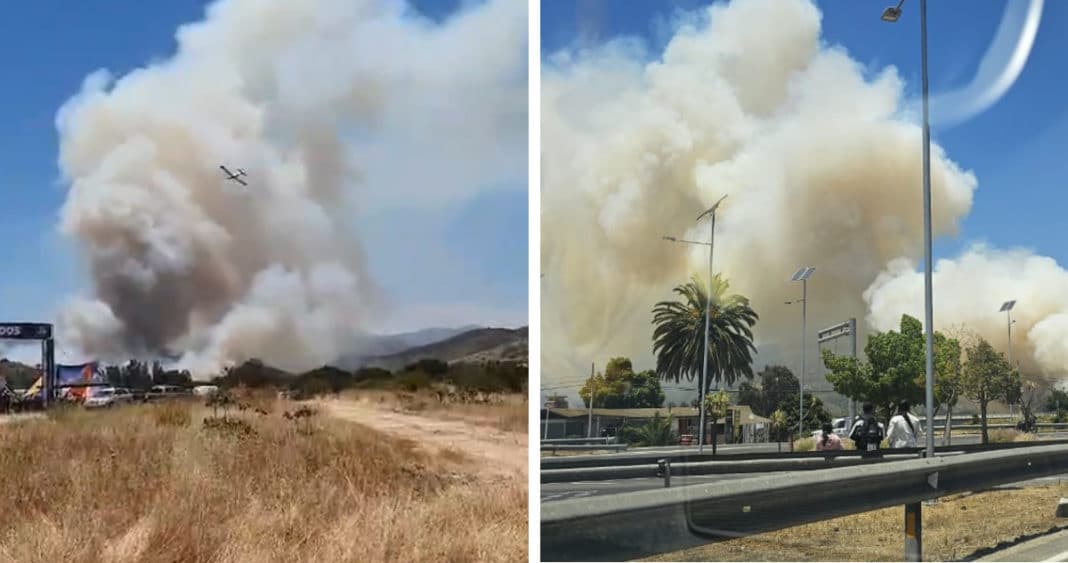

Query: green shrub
[
  {"left": 616, "top": 413, "right": 677, "bottom": 447},
  {"left": 395, "top": 371, "right": 433, "bottom": 392}
]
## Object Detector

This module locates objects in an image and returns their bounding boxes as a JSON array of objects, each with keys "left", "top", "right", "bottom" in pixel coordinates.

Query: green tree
[
  {"left": 769, "top": 408, "right": 788, "bottom": 452},
  {"left": 738, "top": 365, "right": 799, "bottom": 417},
  {"left": 778, "top": 392, "right": 831, "bottom": 436},
  {"left": 578, "top": 358, "right": 664, "bottom": 408},
  {"left": 823, "top": 315, "right": 960, "bottom": 424},
  {"left": 962, "top": 338, "right": 1021, "bottom": 445},
  {"left": 652, "top": 275, "right": 759, "bottom": 396},
  {"left": 703, "top": 390, "right": 731, "bottom": 455},
  {"left": 1047, "top": 388, "right": 1068, "bottom": 412}
]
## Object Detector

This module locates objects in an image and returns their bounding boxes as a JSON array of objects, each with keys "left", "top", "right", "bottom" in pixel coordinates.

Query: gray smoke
[
  {"left": 542, "top": 0, "right": 1067, "bottom": 388},
  {"left": 55, "top": 0, "right": 526, "bottom": 375}
]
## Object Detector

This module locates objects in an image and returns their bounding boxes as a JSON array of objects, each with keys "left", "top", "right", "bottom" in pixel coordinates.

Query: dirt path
[{"left": 321, "top": 398, "right": 527, "bottom": 479}]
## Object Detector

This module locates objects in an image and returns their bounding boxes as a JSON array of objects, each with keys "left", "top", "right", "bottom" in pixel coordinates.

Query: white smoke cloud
[
  {"left": 542, "top": 0, "right": 1065, "bottom": 389},
  {"left": 54, "top": 0, "right": 526, "bottom": 375},
  {"left": 865, "top": 245, "right": 1068, "bottom": 377}
]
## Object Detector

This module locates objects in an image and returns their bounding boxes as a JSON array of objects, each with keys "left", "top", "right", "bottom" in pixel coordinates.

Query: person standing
[
  {"left": 886, "top": 400, "right": 924, "bottom": 449},
  {"left": 815, "top": 422, "right": 843, "bottom": 451},
  {"left": 849, "top": 401, "right": 886, "bottom": 452}
]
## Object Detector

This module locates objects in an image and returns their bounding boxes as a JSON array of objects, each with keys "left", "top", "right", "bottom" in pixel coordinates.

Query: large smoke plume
[
  {"left": 55, "top": 0, "right": 525, "bottom": 375},
  {"left": 542, "top": 0, "right": 1067, "bottom": 388}
]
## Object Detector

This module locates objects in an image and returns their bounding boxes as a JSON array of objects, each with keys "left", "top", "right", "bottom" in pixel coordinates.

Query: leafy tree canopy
[{"left": 579, "top": 357, "right": 665, "bottom": 408}]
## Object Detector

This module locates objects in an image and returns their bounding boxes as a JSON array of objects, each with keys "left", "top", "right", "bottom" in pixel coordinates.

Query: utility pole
[{"left": 587, "top": 363, "right": 595, "bottom": 438}]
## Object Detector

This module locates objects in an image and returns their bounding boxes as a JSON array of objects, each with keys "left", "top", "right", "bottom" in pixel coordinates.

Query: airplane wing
[
  {"left": 219, "top": 165, "right": 232, "bottom": 176},
  {"left": 235, "top": 177, "right": 248, "bottom": 186}
]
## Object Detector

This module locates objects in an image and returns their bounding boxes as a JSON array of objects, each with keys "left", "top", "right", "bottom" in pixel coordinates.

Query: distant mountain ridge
[{"left": 354, "top": 326, "right": 528, "bottom": 371}]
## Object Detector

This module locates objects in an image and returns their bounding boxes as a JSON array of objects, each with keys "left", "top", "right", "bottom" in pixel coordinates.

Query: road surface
[{"left": 979, "top": 527, "right": 1068, "bottom": 562}]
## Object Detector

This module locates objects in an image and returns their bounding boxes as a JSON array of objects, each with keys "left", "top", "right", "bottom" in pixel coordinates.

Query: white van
[{"left": 193, "top": 385, "right": 219, "bottom": 397}]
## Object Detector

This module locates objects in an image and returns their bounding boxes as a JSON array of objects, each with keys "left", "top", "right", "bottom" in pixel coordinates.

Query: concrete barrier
[{"left": 542, "top": 443, "right": 1068, "bottom": 561}]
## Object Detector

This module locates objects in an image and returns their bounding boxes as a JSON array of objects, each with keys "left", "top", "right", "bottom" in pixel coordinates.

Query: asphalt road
[{"left": 979, "top": 527, "right": 1068, "bottom": 562}]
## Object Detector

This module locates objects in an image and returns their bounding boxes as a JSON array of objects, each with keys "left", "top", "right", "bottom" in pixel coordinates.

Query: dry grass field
[
  {"left": 0, "top": 393, "right": 527, "bottom": 563},
  {"left": 648, "top": 482, "right": 1068, "bottom": 561}
]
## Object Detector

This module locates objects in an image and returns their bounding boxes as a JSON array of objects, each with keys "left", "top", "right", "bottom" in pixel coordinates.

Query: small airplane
[{"left": 219, "top": 165, "right": 248, "bottom": 186}]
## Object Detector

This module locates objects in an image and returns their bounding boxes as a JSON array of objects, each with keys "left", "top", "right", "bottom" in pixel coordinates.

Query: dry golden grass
[
  {"left": 0, "top": 400, "right": 526, "bottom": 563},
  {"left": 341, "top": 388, "right": 527, "bottom": 434},
  {"left": 647, "top": 483, "right": 1068, "bottom": 562}
]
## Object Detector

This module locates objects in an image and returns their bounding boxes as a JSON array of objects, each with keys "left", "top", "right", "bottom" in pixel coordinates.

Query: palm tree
[{"left": 652, "top": 274, "right": 759, "bottom": 393}]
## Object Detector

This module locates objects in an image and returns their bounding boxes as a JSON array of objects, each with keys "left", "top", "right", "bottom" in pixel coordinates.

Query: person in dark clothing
[{"left": 849, "top": 401, "right": 886, "bottom": 452}]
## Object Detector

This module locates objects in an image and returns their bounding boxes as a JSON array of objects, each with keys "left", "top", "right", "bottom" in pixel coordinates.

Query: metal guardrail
[
  {"left": 540, "top": 438, "right": 1068, "bottom": 472},
  {"left": 541, "top": 443, "right": 1068, "bottom": 561},
  {"left": 540, "top": 444, "right": 629, "bottom": 454},
  {"left": 542, "top": 453, "right": 921, "bottom": 483},
  {"left": 541, "top": 437, "right": 618, "bottom": 445}
]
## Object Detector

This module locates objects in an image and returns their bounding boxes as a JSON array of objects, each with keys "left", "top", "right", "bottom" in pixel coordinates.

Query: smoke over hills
[
  {"left": 54, "top": 0, "right": 525, "bottom": 375},
  {"left": 541, "top": 0, "right": 1068, "bottom": 387}
]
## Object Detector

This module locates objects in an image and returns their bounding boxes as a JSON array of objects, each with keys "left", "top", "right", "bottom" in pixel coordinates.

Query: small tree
[
  {"left": 770, "top": 409, "right": 788, "bottom": 453},
  {"left": 1047, "top": 388, "right": 1068, "bottom": 412},
  {"left": 703, "top": 390, "right": 731, "bottom": 455},
  {"left": 962, "top": 338, "right": 1020, "bottom": 445}
]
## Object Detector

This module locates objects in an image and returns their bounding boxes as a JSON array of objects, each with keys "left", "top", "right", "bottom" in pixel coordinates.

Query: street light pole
[
  {"left": 695, "top": 195, "right": 727, "bottom": 453},
  {"left": 882, "top": 0, "right": 935, "bottom": 462},
  {"left": 883, "top": 2, "right": 932, "bottom": 560},
  {"left": 789, "top": 267, "right": 816, "bottom": 438},
  {"left": 801, "top": 277, "right": 807, "bottom": 437},
  {"left": 918, "top": 0, "right": 936, "bottom": 464}
]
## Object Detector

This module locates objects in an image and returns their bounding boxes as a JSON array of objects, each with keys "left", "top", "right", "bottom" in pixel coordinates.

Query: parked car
[
  {"left": 147, "top": 385, "right": 189, "bottom": 401},
  {"left": 193, "top": 385, "right": 219, "bottom": 397},
  {"left": 811, "top": 417, "right": 856, "bottom": 441},
  {"left": 84, "top": 387, "right": 132, "bottom": 409}
]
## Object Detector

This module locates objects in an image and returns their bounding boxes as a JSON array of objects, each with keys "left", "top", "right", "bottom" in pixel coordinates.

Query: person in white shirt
[{"left": 886, "top": 400, "right": 923, "bottom": 448}]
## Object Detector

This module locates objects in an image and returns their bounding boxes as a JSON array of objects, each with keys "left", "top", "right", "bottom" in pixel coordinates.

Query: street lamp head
[
  {"left": 881, "top": 6, "right": 902, "bottom": 22},
  {"left": 696, "top": 194, "right": 729, "bottom": 222}
]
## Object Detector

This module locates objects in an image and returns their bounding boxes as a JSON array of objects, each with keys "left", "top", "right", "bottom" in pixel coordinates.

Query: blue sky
[
  {"left": 541, "top": 0, "right": 1068, "bottom": 270},
  {"left": 0, "top": 0, "right": 526, "bottom": 358}
]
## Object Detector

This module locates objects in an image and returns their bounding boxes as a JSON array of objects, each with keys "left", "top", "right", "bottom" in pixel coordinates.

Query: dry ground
[
  {"left": 647, "top": 482, "right": 1068, "bottom": 562},
  {"left": 321, "top": 391, "right": 526, "bottom": 481},
  {"left": 0, "top": 394, "right": 527, "bottom": 563}
]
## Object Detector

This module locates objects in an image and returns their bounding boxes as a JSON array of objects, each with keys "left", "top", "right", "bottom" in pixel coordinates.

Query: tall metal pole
[
  {"left": 543, "top": 397, "right": 550, "bottom": 440},
  {"left": 698, "top": 211, "right": 715, "bottom": 453},
  {"left": 1007, "top": 309, "right": 1013, "bottom": 367},
  {"left": 799, "top": 278, "right": 807, "bottom": 437},
  {"left": 694, "top": 194, "right": 726, "bottom": 453},
  {"left": 587, "top": 363, "right": 595, "bottom": 438},
  {"left": 920, "top": 0, "right": 936, "bottom": 461},
  {"left": 849, "top": 318, "right": 857, "bottom": 424}
]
